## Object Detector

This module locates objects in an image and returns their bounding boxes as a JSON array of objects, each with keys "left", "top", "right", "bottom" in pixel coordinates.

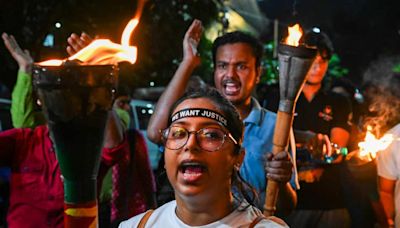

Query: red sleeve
[
  {"left": 134, "top": 131, "right": 157, "bottom": 193},
  {"left": 0, "top": 128, "right": 20, "bottom": 166},
  {"left": 101, "top": 135, "right": 130, "bottom": 167}
]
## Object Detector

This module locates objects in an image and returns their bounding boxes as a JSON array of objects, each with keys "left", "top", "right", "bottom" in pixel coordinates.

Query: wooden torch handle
[{"left": 264, "top": 111, "right": 294, "bottom": 217}]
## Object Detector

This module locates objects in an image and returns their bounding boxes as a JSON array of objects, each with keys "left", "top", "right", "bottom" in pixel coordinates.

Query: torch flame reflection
[
  {"left": 284, "top": 24, "right": 303, "bottom": 47},
  {"left": 357, "top": 126, "right": 394, "bottom": 161}
]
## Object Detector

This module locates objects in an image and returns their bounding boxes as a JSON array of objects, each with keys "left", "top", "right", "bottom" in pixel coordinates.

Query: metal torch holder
[
  {"left": 264, "top": 44, "right": 316, "bottom": 216},
  {"left": 33, "top": 64, "right": 118, "bottom": 227}
]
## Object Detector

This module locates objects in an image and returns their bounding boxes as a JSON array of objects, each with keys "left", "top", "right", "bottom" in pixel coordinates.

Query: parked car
[
  {"left": 129, "top": 99, "right": 161, "bottom": 170},
  {"left": 0, "top": 98, "right": 11, "bottom": 226},
  {"left": 0, "top": 98, "right": 12, "bottom": 132}
]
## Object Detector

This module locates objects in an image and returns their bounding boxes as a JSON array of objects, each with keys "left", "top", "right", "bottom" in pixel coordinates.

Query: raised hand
[
  {"left": 2, "top": 33, "right": 33, "bottom": 73},
  {"left": 182, "top": 19, "right": 203, "bottom": 66},
  {"left": 265, "top": 151, "right": 293, "bottom": 183},
  {"left": 66, "top": 32, "right": 93, "bottom": 56}
]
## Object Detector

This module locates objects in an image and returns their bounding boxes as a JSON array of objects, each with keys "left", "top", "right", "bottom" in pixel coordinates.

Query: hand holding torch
[{"left": 264, "top": 24, "right": 317, "bottom": 217}]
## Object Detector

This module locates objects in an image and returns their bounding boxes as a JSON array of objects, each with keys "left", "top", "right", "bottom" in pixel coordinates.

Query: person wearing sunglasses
[{"left": 120, "top": 87, "right": 287, "bottom": 227}]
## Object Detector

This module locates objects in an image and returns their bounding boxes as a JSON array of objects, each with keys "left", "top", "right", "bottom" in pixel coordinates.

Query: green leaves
[
  {"left": 260, "top": 41, "right": 279, "bottom": 85},
  {"left": 328, "top": 53, "right": 349, "bottom": 78}
]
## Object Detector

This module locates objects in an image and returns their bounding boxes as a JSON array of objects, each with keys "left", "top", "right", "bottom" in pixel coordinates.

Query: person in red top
[
  {"left": 99, "top": 87, "right": 157, "bottom": 227},
  {"left": 0, "top": 124, "right": 128, "bottom": 228},
  {"left": 1, "top": 32, "right": 128, "bottom": 227}
]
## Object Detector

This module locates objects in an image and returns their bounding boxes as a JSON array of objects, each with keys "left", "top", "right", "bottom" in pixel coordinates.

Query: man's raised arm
[{"left": 147, "top": 19, "right": 203, "bottom": 144}]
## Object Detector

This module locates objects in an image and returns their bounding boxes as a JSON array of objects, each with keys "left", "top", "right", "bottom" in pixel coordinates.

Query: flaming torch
[
  {"left": 32, "top": 1, "right": 146, "bottom": 227},
  {"left": 357, "top": 126, "right": 394, "bottom": 161},
  {"left": 343, "top": 125, "right": 395, "bottom": 213},
  {"left": 346, "top": 126, "right": 394, "bottom": 180},
  {"left": 264, "top": 24, "right": 317, "bottom": 216}
]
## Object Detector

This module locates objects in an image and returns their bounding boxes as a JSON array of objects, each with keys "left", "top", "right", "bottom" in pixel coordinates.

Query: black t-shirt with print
[
  {"left": 294, "top": 91, "right": 352, "bottom": 210},
  {"left": 294, "top": 91, "right": 352, "bottom": 135}
]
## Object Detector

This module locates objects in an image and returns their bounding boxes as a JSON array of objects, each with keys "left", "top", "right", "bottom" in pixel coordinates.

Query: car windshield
[
  {"left": 0, "top": 98, "right": 12, "bottom": 131},
  {"left": 134, "top": 106, "right": 153, "bottom": 130}
]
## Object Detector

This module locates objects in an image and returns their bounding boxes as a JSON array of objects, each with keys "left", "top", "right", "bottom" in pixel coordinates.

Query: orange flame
[
  {"left": 284, "top": 24, "right": 303, "bottom": 47},
  {"left": 121, "top": 19, "right": 139, "bottom": 46},
  {"left": 357, "top": 126, "right": 394, "bottom": 161},
  {"left": 38, "top": 0, "right": 147, "bottom": 66}
]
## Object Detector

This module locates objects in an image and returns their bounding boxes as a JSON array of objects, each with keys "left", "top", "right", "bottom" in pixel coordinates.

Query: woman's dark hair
[
  {"left": 168, "top": 86, "right": 258, "bottom": 207},
  {"left": 212, "top": 31, "right": 263, "bottom": 69}
]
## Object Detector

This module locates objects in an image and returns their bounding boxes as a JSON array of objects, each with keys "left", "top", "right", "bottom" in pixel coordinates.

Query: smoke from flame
[{"left": 362, "top": 55, "right": 400, "bottom": 138}]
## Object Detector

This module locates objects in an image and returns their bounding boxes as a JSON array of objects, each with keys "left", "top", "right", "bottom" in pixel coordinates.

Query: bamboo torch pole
[{"left": 264, "top": 25, "right": 316, "bottom": 217}]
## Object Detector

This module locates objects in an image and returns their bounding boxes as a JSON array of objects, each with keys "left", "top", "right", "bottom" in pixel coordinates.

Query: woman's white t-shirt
[{"left": 119, "top": 200, "right": 287, "bottom": 228}]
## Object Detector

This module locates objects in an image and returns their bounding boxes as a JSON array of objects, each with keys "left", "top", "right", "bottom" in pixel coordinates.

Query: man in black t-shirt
[{"left": 284, "top": 30, "right": 353, "bottom": 228}]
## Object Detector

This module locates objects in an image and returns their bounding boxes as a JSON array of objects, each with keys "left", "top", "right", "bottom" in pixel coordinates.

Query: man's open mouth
[{"left": 223, "top": 80, "right": 240, "bottom": 95}]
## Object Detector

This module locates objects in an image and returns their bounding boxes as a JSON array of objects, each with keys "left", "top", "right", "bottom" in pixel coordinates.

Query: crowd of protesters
[{"left": 0, "top": 17, "right": 399, "bottom": 228}]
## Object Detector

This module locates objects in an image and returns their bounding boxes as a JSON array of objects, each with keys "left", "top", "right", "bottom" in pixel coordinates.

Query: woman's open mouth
[{"left": 178, "top": 162, "right": 207, "bottom": 183}]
